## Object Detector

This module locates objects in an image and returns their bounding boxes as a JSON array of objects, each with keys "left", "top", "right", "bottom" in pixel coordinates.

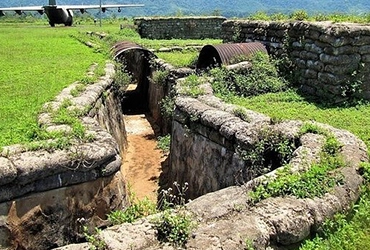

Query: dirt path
[{"left": 121, "top": 114, "right": 164, "bottom": 202}]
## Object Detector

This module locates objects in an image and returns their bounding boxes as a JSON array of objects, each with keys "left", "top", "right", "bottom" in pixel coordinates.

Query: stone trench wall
[
  {"left": 134, "top": 16, "right": 227, "bottom": 40},
  {"left": 147, "top": 58, "right": 195, "bottom": 135},
  {"left": 222, "top": 20, "right": 370, "bottom": 102},
  {"left": 0, "top": 63, "right": 129, "bottom": 250},
  {"left": 59, "top": 58, "right": 368, "bottom": 250}
]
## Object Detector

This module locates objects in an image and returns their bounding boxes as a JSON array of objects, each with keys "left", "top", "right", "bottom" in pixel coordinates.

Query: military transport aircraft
[{"left": 0, "top": 0, "right": 144, "bottom": 27}]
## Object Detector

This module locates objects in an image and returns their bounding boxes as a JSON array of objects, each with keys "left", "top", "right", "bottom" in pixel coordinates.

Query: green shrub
[
  {"left": 248, "top": 11, "right": 270, "bottom": 21},
  {"left": 290, "top": 10, "right": 309, "bottom": 21},
  {"left": 249, "top": 155, "right": 344, "bottom": 204},
  {"left": 160, "top": 95, "right": 176, "bottom": 118},
  {"left": 108, "top": 197, "right": 157, "bottom": 225},
  {"left": 299, "top": 122, "right": 329, "bottom": 136},
  {"left": 157, "top": 135, "right": 171, "bottom": 153},
  {"left": 249, "top": 130, "right": 344, "bottom": 205},
  {"left": 232, "top": 107, "right": 251, "bottom": 122},
  {"left": 152, "top": 208, "right": 194, "bottom": 247},
  {"left": 151, "top": 69, "right": 170, "bottom": 86},
  {"left": 239, "top": 128, "right": 297, "bottom": 177},
  {"left": 210, "top": 52, "right": 288, "bottom": 98},
  {"left": 83, "top": 226, "right": 106, "bottom": 250},
  {"left": 178, "top": 74, "right": 206, "bottom": 97},
  {"left": 113, "top": 66, "right": 132, "bottom": 91}
]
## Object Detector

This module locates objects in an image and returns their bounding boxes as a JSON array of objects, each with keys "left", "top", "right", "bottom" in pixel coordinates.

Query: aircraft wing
[
  {"left": 60, "top": 4, "right": 144, "bottom": 10},
  {"left": 0, "top": 6, "right": 44, "bottom": 16},
  {"left": 0, "top": 6, "right": 44, "bottom": 12}
]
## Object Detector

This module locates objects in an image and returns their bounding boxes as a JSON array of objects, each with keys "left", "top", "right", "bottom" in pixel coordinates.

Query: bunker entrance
[
  {"left": 113, "top": 42, "right": 163, "bottom": 201},
  {"left": 113, "top": 41, "right": 157, "bottom": 115}
]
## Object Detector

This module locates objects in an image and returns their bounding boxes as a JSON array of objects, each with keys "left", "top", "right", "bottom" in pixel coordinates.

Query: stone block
[
  {"left": 0, "top": 158, "right": 17, "bottom": 186},
  {"left": 319, "top": 53, "right": 361, "bottom": 65},
  {"left": 305, "top": 42, "right": 323, "bottom": 54},
  {"left": 318, "top": 72, "right": 341, "bottom": 85},
  {"left": 319, "top": 34, "right": 352, "bottom": 47},
  {"left": 303, "top": 69, "right": 318, "bottom": 79},
  {"left": 306, "top": 60, "right": 324, "bottom": 72},
  {"left": 323, "top": 45, "right": 357, "bottom": 55}
]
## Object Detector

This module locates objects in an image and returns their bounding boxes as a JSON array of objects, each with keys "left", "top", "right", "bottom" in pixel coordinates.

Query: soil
[{"left": 121, "top": 114, "right": 165, "bottom": 202}]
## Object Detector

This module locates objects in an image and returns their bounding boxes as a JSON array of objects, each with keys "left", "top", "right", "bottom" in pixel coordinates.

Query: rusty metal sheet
[
  {"left": 112, "top": 41, "right": 156, "bottom": 60},
  {"left": 196, "top": 42, "right": 267, "bottom": 69}
]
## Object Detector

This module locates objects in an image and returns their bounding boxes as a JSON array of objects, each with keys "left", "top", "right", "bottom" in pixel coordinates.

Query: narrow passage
[{"left": 121, "top": 114, "right": 164, "bottom": 202}]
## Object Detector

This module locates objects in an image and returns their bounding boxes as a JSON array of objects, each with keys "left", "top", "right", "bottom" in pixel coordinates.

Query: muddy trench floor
[{"left": 121, "top": 114, "right": 165, "bottom": 202}]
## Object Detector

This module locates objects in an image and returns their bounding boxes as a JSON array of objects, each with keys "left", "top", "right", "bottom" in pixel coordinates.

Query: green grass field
[
  {"left": 0, "top": 20, "right": 220, "bottom": 147},
  {"left": 0, "top": 23, "right": 108, "bottom": 147}
]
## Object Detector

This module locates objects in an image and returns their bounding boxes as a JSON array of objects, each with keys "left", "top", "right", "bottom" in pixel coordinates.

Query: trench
[
  {"left": 113, "top": 44, "right": 167, "bottom": 202},
  {"left": 120, "top": 84, "right": 165, "bottom": 202}
]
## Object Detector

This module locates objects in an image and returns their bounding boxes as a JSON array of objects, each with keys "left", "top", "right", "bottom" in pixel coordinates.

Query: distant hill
[{"left": 2, "top": 0, "right": 370, "bottom": 17}]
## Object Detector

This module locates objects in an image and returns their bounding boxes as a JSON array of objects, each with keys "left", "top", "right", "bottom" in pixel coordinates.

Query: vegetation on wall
[
  {"left": 249, "top": 125, "right": 344, "bottom": 204},
  {"left": 238, "top": 127, "right": 297, "bottom": 181},
  {"left": 210, "top": 52, "right": 289, "bottom": 100}
]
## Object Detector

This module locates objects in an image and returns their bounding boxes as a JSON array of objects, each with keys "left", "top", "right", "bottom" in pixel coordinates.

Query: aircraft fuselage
[
  {"left": 0, "top": 1, "right": 144, "bottom": 27},
  {"left": 44, "top": 6, "right": 73, "bottom": 26}
]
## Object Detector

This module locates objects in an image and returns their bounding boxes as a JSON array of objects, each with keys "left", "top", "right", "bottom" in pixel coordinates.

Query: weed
[
  {"left": 244, "top": 238, "right": 255, "bottom": 250},
  {"left": 239, "top": 128, "right": 297, "bottom": 179},
  {"left": 70, "top": 84, "right": 86, "bottom": 97},
  {"left": 290, "top": 10, "right": 309, "bottom": 21},
  {"left": 300, "top": 183, "right": 370, "bottom": 250},
  {"left": 160, "top": 95, "right": 176, "bottom": 118},
  {"left": 299, "top": 123, "right": 342, "bottom": 156},
  {"left": 232, "top": 22, "right": 242, "bottom": 42},
  {"left": 107, "top": 197, "right": 157, "bottom": 225},
  {"left": 359, "top": 162, "right": 370, "bottom": 182},
  {"left": 80, "top": 76, "right": 95, "bottom": 85},
  {"left": 152, "top": 208, "right": 194, "bottom": 247},
  {"left": 26, "top": 137, "right": 72, "bottom": 152},
  {"left": 113, "top": 65, "right": 132, "bottom": 91},
  {"left": 340, "top": 64, "right": 365, "bottom": 106},
  {"left": 210, "top": 52, "right": 288, "bottom": 98},
  {"left": 248, "top": 137, "right": 344, "bottom": 204},
  {"left": 299, "top": 122, "right": 329, "bottom": 136},
  {"left": 178, "top": 74, "right": 206, "bottom": 97},
  {"left": 158, "top": 182, "right": 189, "bottom": 209},
  {"left": 157, "top": 135, "right": 171, "bottom": 153},
  {"left": 151, "top": 69, "right": 170, "bottom": 86},
  {"left": 83, "top": 226, "right": 106, "bottom": 250},
  {"left": 322, "top": 135, "right": 342, "bottom": 156},
  {"left": 233, "top": 107, "right": 250, "bottom": 122}
]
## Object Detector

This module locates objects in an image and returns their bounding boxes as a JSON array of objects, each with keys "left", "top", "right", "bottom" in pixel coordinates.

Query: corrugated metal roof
[
  {"left": 197, "top": 42, "right": 267, "bottom": 69},
  {"left": 112, "top": 41, "right": 157, "bottom": 60}
]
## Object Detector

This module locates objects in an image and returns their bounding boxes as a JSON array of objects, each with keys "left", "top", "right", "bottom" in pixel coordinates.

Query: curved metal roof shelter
[
  {"left": 196, "top": 42, "right": 267, "bottom": 69},
  {"left": 112, "top": 41, "right": 157, "bottom": 60}
]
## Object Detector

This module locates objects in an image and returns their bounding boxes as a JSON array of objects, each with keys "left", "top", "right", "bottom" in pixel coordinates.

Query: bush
[
  {"left": 157, "top": 135, "right": 171, "bottom": 153},
  {"left": 152, "top": 208, "right": 194, "bottom": 247},
  {"left": 210, "top": 52, "right": 288, "bottom": 97},
  {"left": 107, "top": 196, "right": 157, "bottom": 224}
]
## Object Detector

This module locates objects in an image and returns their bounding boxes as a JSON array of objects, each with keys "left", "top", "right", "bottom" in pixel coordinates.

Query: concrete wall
[
  {"left": 0, "top": 63, "right": 129, "bottom": 249},
  {"left": 58, "top": 63, "right": 369, "bottom": 250},
  {"left": 134, "top": 16, "right": 227, "bottom": 40},
  {"left": 222, "top": 20, "right": 370, "bottom": 102}
]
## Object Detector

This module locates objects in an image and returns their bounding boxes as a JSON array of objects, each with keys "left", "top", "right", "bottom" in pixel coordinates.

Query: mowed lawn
[{"left": 0, "top": 23, "right": 106, "bottom": 147}]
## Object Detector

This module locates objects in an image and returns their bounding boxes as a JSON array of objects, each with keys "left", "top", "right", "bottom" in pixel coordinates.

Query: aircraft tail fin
[{"left": 49, "top": 0, "right": 56, "bottom": 6}]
